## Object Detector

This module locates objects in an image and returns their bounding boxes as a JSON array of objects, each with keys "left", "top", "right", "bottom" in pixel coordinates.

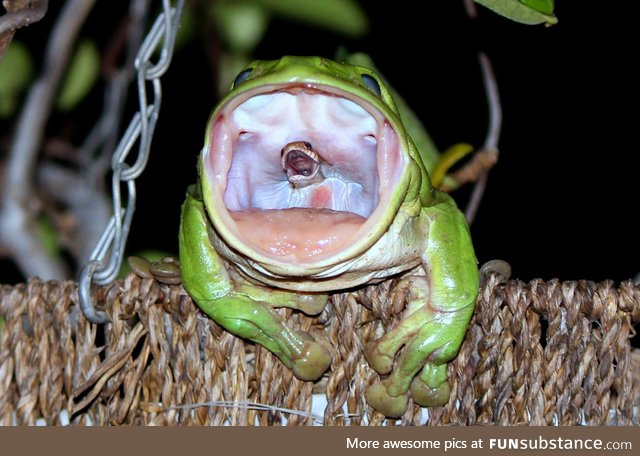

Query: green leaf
[
  {"left": 0, "top": 41, "right": 34, "bottom": 118},
  {"left": 211, "top": 1, "right": 269, "bottom": 53},
  {"left": 256, "top": 0, "right": 369, "bottom": 37},
  {"left": 56, "top": 39, "right": 100, "bottom": 111},
  {"left": 474, "top": 0, "right": 557, "bottom": 25},
  {"left": 519, "top": 0, "right": 554, "bottom": 15},
  {"left": 35, "top": 216, "right": 61, "bottom": 259}
]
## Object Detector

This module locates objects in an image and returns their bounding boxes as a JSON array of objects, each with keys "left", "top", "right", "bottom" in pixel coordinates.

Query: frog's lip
[{"left": 201, "top": 82, "right": 408, "bottom": 272}]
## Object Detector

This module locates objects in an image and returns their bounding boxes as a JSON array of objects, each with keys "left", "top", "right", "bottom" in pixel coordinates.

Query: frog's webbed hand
[
  {"left": 179, "top": 186, "right": 332, "bottom": 381},
  {"left": 364, "top": 196, "right": 479, "bottom": 417}
]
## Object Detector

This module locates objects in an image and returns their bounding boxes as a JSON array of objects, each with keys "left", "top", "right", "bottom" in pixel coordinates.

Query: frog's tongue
[{"left": 205, "top": 89, "right": 403, "bottom": 263}]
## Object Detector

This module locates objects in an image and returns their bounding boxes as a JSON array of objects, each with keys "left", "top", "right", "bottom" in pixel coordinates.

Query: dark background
[{"left": 2, "top": 1, "right": 638, "bottom": 284}]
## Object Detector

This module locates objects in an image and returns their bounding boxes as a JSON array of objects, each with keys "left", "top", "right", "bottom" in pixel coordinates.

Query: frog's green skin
[{"left": 179, "top": 56, "right": 479, "bottom": 417}]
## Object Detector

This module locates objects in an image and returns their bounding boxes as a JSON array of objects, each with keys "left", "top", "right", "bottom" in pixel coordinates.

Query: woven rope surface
[{"left": 1, "top": 273, "right": 638, "bottom": 425}]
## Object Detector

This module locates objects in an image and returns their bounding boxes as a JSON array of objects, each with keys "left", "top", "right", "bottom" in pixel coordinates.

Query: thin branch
[
  {"left": 38, "top": 162, "right": 111, "bottom": 261},
  {"left": 463, "top": 0, "right": 477, "bottom": 18},
  {"left": 479, "top": 52, "right": 502, "bottom": 152},
  {"left": 465, "top": 52, "right": 502, "bottom": 223},
  {"left": 81, "top": 0, "right": 149, "bottom": 180},
  {"left": 0, "top": 0, "right": 48, "bottom": 59},
  {"left": 465, "top": 171, "right": 488, "bottom": 224},
  {"left": 59, "top": 0, "right": 149, "bottom": 264},
  {"left": 0, "top": 0, "right": 95, "bottom": 280},
  {"left": 0, "top": 0, "right": 48, "bottom": 35},
  {"left": 457, "top": 3, "right": 504, "bottom": 224}
]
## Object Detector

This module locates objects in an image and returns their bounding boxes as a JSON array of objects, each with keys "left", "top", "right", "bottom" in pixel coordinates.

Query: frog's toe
[
  {"left": 363, "top": 341, "right": 394, "bottom": 375},
  {"left": 294, "top": 294, "right": 328, "bottom": 315},
  {"left": 365, "top": 382, "right": 410, "bottom": 418},
  {"left": 291, "top": 340, "right": 332, "bottom": 381},
  {"left": 410, "top": 376, "right": 450, "bottom": 407}
]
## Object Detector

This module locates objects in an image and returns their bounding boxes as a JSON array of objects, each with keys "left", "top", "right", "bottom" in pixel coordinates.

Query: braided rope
[{"left": 1, "top": 273, "right": 638, "bottom": 425}]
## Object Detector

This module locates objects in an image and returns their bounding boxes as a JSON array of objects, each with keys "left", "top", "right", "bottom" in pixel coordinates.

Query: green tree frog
[{"left": 179, "top": 56, "right": 479, "bottom": 418}]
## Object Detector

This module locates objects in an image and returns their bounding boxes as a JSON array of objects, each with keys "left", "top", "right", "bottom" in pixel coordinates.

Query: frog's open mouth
[{"left": 203, "top": 84, "right": 406, "bottom": 265}]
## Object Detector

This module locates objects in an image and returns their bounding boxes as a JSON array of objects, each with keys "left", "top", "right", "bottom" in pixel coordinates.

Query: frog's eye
[
  {"left": 233, "top": 68, "right": 253, "bottom": 88},
  {"left": 361, "top": 74, "right": 382, "bottom": 97}
]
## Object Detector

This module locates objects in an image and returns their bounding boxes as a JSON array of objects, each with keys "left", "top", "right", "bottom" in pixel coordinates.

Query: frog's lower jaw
[{"left": 201, "top": 83, "right": 409, "bottom": 280}]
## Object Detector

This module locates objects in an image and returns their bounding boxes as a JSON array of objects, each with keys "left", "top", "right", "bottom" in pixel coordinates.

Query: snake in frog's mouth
[
  {"left": 203, "top": 84, "right": 406, "bottom": 264},
  {"left": 281, "top": 140, "right": 324, "bottom": 187}
]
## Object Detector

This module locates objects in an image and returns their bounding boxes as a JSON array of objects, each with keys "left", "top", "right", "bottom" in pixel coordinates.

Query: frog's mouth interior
[{"left": 204, "top": 84, "right": 405, "bottom": 264}]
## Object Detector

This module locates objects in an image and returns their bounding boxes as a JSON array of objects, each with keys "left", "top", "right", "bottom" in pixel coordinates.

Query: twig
[
  {"left": 37, "top": 162, "right": 111, "bottom": 261},
  {"left": 0, "top": 0, "right": 95, "bottom": 280},
  {"left": 0, "top": 0, "right": 48, "bottom": 34},
  {"left": 0, "top": 0, "right": 48, "bottom": 59},
  {"left": 463, "top": 0, "right": 477, "bottom": 18},
  {"left": 478, "top": 52, "right": 502, "bottom": 153},
  {"left": 49, "top": 0, "right": 149, "bottom": 264},
  {"left": 456, "top": 3, "right": 503, "bottom": 224},
  {"left": 81, "top": 0, "right": 148, "bottom": 178},
  {"left": 465, "top": 52, "right": 502, "bottom": 223}
]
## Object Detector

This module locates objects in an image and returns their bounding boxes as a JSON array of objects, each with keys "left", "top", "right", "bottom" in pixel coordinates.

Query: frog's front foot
[
  {"left": 365, "top": 368, "right": 451, "bottom": 418},
  {"left": 363, "top": 303, "right": 471, "bottom": 417},
  {"left": 290, "top": 339, "right": 333, "bottom": 381},
  {"left": 364, "top": 382, "right": 410, "bottom": 418},
  {"left": 365, "top": 343, "right": 452, "bottom": 418},
  {"left": 410, "top": 375, "right": 450, "bottom": 407},
  {"left": 365, "top": 370, "right": 450, "bottom": 418}
]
